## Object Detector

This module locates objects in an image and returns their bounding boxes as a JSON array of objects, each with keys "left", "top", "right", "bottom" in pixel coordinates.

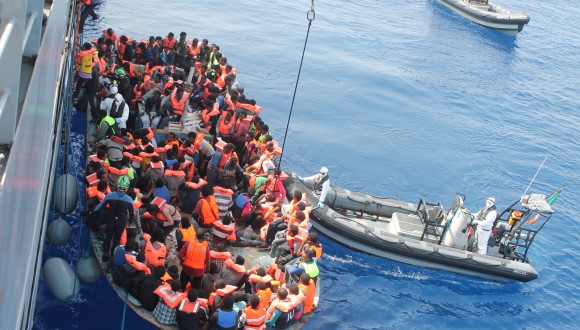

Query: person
[
  {"left": 93, "top": 109, "right": 118, "bottom": 143},
  {"left": 153, "top": 280, "right": 185, "bottom": 325},
  {"left": 285, "top": 248, "right": 319, "bottom": 285},
  {"left": 94, "top": 176, "right": 135, "bottom": 261},
  {"left": 299, "top": 167, "right": 330, "bottom": 208},
  {"left": 179, "top": 229, "right": 210, "bottom": 290},
  {"left": 207, "top": 295, "right": 239, "bottom": 330},
  {"left": 193, "top": 185, "right": 219, "bottom": 228},
  {"left": 206, "top": 143, "right": 236, "bottom": 186},
  {"left": 79, "top": 0, "right": 98, "bottom": 32},
  {"left": 241, "top": 295, "right": 266, "bottom": 330},
  {"left": 264, "top": 287, "right": 294, "bottom": 329},
  {"left": 180, "top": 176, "right": 204, "bottom": 213},
  {"left": 298, "top": 273, "right": 316, "bottom": 314},
  {"left": 137, "top": 265, "right": 166, "bottom": 311},
  {"left": 470, "top": 197, "right": 498, "bottom": 255},
  {"left": 218, "top": 255, "right": 247, "bottom": 288},
  {"left": 176, "top": 289, "right": 209, "bottom": 330},
  {"left": 100, "top": 86, "right": 130, "bottom": 129}
]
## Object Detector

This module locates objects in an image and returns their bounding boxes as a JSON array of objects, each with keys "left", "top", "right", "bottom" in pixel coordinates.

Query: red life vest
[
  {"left": 154, "top": 285, "right": 185, "bottom": 309},
  {"left": 183, "top": 240, "right": 208, "bottom": 270},
  {"left": 162, "top": 36, "right": 176, "bottom": 50}
]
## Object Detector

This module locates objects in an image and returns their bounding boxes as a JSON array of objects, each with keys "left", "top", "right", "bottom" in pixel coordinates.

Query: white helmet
[{"left": 320, "top": 167, "right": 329, "bottom": 175}]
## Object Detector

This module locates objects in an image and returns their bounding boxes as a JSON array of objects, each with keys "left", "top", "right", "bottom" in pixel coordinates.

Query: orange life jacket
[
  {"left": 199, "top": 196, "right": 219, "bottom": 226},
  {"left": 298, "top": 279, "right": 316, "bottom": 313},
  {"left": 209, "top": 250, "right": 232, "bottom": 263},
  {"left": 164, "top": 169, "right": 186, "bottom": 178},
  {"left": 208, "top": 285, "right": 237, "bottom": 308},
  {"left": 162, "top": 37, "right": 176, "bottom": 50},
  {"left": 154, "top": 285, "right": 185, "bottom": 309},
  {"left": 256, "top": 288, "right": 272, "bottom": 312},
  {"left": 244, "top": 307, "right": 267, "bottom": 330},
  {"left": 144, "top": 233, "right": 167, "bottom": 267},
  {"left": 224, "top": 258, "right": 246, "bottom": 273},
  {"left": 125, "top": 254, "right": 151, "bottom": 275},
  {"left": 103, "top": 30, "right": 117, "bottom": 42},
  {"left": 86, "top": 186, "right": 106, "bottom": 201},
  {"left": 178, "top": 298, "right": 203, "bottom": 314},
  {"left": 249, "top": 274, "right": 273, "bottom": 284},
  {"left": 217, "top": 151, "right": 237, "bottom": 171},
  {"left": 212, "top": 220, "right": 236, "bottom": 241},
  {"left": 179, "top": 226, "right": 196, "bottom": 242},
  {"left": 86, "top": 172, "right": 100, "bottom": 186},
  {"left": 169, "top": 90, "right": 191, "bottom": 116},
  {"left": 218, "top": 116, "right": 235, "bottom": 136},
  {"left": 183, "top": 240, "right": 208, "bottom": 270}
]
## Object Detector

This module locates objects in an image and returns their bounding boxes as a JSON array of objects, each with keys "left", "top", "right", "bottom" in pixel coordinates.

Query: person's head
[
  {"left": 201, "top": 185, "right": 214, "bottom": 198},
  {"left": 486, "top": 197, "right": 496, "bottom": 208},
  {"left": 187, "top": 131, "right": 197, "bottom": 142},
  {"left": 187, "top": 288, "right": 198, "bottom": 302},
  {"left": 117, "top": 176, "right": 130, "bottom": 191},
  {"left": 151, "top": 228, "right": 165, "bottom": 243},
  {"left": 125, "top": 240, "right": 139, "bottom": 253},
  {"left": 222, "top": 215, "right": 232, "bottom": 225},
  {"left": 300, "top": 272, "right": 311, "bottom": 285},
  {"left": 167, "top": 132, "right": 177, "bottom": 141},
  {"left": 256, "top": 268, "right": 266, "bottom": 277},
  {"left": 305, "top": 248, "right": 316, "bottom": 261},
  {"left": 170, "top": 280, "right": 182, "bottom": 293},
  {"left": 171, "top": 162, "right": 180, "bottom": 171},
  {"left": 167, "top": 32, "right": 174, "bottom": 40},
  {"left": 82, "top": 42, "right": 92, "bottom": 51},
  {"left": 235, "top": 255, "right": 245, "bottom": 266},
  {"left": 320, "top": 166, "right": 329, "bottom": 176},
  {"left": 209, "top": 262, "right": 219, "bottom": 274},
  {"left": 214, "top": 279, "right": 226, "bottom": 290},
  {"left": 295, "top": 211, "right": 306, "bottom": 222},
  {"left": 277, "top": 287, "right": 288, "bottom": 300},
  {"left": 289, "top": 225, "right": 299, "bottom": 236},
  {"left": 297, "top": 202, "right": 306, "bottom": 211},
  {"left": 153, "top": 265, "right": 166, "bottom": 279},
  {"left": 247, "top": 187, "right": 256, "bottom": 197},
  {"left": 97, "top": 180, "right": 108, "bottom": 192},
  {"left": 289, "top": 284, "right": 300, "bottom": 295},
  {"left": 196, "top": 228, "right": 205, "bottom": 240},
  {"left": 220, "top": 295, "right": 234, "bottom": 310},
  {"left": 181, "top": 217, "right": 191, "bottom": 229},
  {"left": 307, "top": 232, "right": 319, "bottom": 245},
  {"left": 293, "top": 191, "right": 302, "bottom": 201},
  {"left": 249, "top": 295, "right": 260, "bottom": 309},
  {"left": 225, "top": 143, "right": 235, "bottom": 154},
  {"left": 256, "top": 281, "right": 267, "bottom": 292},
  {"left": 106, "top": 28, "right": 114, "bottom": 35},
  {"left": 179, "top": 31, "right": 186, "bottom": 39},
  {"left": 120, "top": 35, "right": 128, "bottom": 44},
  {"left": 167, "top": 265, "right": 179, "bottom": 278},
  {"left": 176, "top": 86, "right": 184, "bottom": 98}
]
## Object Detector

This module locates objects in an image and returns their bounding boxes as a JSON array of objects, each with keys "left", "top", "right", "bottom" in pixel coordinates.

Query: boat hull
[
  {"left": 436, "top": 0, "right": 530, "bottom": 35},
  {"left": 284, "top": 177, "right": 538, "bottom": 282}
]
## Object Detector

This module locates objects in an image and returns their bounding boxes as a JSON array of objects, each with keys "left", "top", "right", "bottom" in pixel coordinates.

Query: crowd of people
[{"left": 81, "top": 28, "right": 322, "bottom": 329}]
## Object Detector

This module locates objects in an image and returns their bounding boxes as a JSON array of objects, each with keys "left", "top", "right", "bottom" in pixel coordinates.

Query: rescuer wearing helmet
[
  {"left": 298, "top": 167, "right": 330, "bottom": 209},
  {"left": 115, "top": 67, "right": 133, "bottom": 113},
  {"left": 93, "top": 176, "right": 135, "bottom": 261}
]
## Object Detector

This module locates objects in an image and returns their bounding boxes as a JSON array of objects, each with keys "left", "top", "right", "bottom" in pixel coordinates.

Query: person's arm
[
  {"left": 161, "top": 206, "right": 174, "bottom": 227},
  {"left": 208, "top": 152, "right": 221, "bottom": 170},
  {"left": 94, "top": 193, "right": 112, "bottom": 212},
  {"left": 178, "top": 240, "right": 189, "bottom": 261},
  {"left": 118, "top": 101, "right": 129, "bottom": 125},
  {"left": 265, "top": 308, "right": 282, "bottom": 327}
]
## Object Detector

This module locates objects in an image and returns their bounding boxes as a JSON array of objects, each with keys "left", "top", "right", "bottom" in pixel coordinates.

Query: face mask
[{"left": 486, "top": 200, "right": 494, "bottom": 208}]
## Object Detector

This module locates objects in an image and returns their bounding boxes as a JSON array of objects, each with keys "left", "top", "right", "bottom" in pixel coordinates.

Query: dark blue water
[{"left": 35, "top": 0, "right": 579, "bottom": 328}]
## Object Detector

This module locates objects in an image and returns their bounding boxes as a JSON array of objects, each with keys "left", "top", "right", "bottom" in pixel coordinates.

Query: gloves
[
  {"left": 115, "top": 118, "right": 121, "bottom": 123},
  {"left": 317, "top": 202, "right": 325, "bottom": 208},
  {"left": 472, "top": 219, "right": 480, "bottom": 225}
]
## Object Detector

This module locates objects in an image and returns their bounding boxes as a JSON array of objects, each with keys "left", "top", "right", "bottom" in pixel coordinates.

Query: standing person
[
  {"left": 93, "top": 176, "right": 135, "bottom": 261},
  {"left": 100, "top": 86, "right": 130, "bottom": 129},
  {"left": 74, "top": 43, "right": 95, "bottom": 101},
  {"left": 470, "top": 197, "right": 498, "bottom": 255},
  {"left": 79, "top": 0, "right": 98, "bottom": 33},
  {"left": 179, "top": 229, "right": 211, "bottom": 290},
  {"left": 299, "top": 167, "right": 330, "bottom": 208},
  {"left": 207, "top": 143, "right": 236, "bottom": 187}
]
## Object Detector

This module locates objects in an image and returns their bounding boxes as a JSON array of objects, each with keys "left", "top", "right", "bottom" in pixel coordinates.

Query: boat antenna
[
  {"left": 520, "top": 156, "right": 548, "bottom": 199},
  {"left": 276, "top": 0, "right": 315, "bottom": 173}
]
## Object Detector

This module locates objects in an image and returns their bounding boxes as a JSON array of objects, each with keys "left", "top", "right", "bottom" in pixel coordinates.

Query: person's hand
[
  {"left": 317, "top": 202, "right": 325, "bottom": 209},
  {"left": 115, "top": 118, "right": 121, "bottom": 123}
]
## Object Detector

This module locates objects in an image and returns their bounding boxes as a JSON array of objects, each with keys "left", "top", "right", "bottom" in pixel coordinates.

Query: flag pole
[{"left": 520, "top": 156, "right": 548, "bottom": 200}]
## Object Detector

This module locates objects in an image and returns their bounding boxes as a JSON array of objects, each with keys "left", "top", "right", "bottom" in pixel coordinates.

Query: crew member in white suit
[
  {"left": 471, "top": 197, "right": 498, "bottom": 255},
  {"left": 301, "top": 167, "right": 330, "bottom": 209}
]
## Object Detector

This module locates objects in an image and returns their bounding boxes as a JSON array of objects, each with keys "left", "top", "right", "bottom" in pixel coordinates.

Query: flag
[
  {"left": 526, "top": 214, "right": 540, "bottom": 225},
  {"left": 547, "top": 185, "right": 564, "bottom": 205}
]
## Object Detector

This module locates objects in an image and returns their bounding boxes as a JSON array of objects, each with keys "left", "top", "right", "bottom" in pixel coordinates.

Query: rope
[{"left": 275, "top": 0, "right": 315, "bottom": 174}]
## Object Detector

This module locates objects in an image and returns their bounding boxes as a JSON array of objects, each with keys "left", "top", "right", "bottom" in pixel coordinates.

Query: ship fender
[
  {"left": 54, "top": 173, "right": 78, "bottom": 214},
  {"left": 76, "top": 252, "right": 101, "bottom": 283},
  {"left": 43, "top": 257, "right": 80, "bottom": 302},
  {"left": 46, "top": 218, "right": 72, "bottom": 246}
]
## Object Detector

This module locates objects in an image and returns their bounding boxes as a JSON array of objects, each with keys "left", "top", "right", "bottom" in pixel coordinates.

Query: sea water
[{"left": 34, "top": 0, "right": 579, "bottom": 328}]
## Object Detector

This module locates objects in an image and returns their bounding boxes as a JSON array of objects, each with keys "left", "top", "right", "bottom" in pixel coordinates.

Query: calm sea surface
[{"left": 34, "top": 0, "right": 579, "bottom": 329}]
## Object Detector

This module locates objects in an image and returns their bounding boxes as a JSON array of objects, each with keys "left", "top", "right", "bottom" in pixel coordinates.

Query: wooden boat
[
  {"left": 436, "top": 0, "right": 530, "bottom": 35},
  {"left": 284, "top": 175, "right": 561, "bottom": 282}
]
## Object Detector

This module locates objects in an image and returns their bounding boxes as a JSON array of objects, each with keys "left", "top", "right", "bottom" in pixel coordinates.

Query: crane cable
[{"left": 276, "top": 0, "right": 315, "bottom": 175}]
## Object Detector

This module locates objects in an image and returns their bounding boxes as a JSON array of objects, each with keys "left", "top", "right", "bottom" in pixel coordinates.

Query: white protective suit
[
  {"left": 472, "top": 198, "right": 498, "bottom": 255},
  {"left": 100, "top": 91, "right": 129, "bottom": 129},
  {"left": 303, "top": 167, "right": 330, "bottom": 207}
]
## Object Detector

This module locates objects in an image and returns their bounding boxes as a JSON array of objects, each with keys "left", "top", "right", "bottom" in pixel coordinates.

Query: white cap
[
  {"left": 487, "top": 197, "right": 496, "bottom": 205},
  {"left": 320, "top": 167, "right": 328, "bottom": 175},
  {"left": 109, "top": 86, "right": 118, "bottom": 95}
]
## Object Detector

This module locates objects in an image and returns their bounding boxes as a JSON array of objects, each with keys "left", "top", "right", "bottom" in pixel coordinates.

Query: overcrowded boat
[
  {"left": 76, "top": 25, "right": 321, "bottom": 329},
  {"left": 283, "top": 175, "right": 562, "bottom": 282},
  {"left": 435, "top": 0, "right": 530, "bottom": 35}
]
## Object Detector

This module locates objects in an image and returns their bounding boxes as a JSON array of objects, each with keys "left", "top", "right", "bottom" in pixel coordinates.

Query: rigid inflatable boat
[
  {"left": 436, "top": 0, "right": 530, "bottom": 35},
  {"left": 284, "top": 176, "right": 561, "bottom": 282}
]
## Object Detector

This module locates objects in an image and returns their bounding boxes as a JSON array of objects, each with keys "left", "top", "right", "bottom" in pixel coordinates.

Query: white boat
[{"left": 436, "top": 0, "right": 530, "bottom": 35}]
